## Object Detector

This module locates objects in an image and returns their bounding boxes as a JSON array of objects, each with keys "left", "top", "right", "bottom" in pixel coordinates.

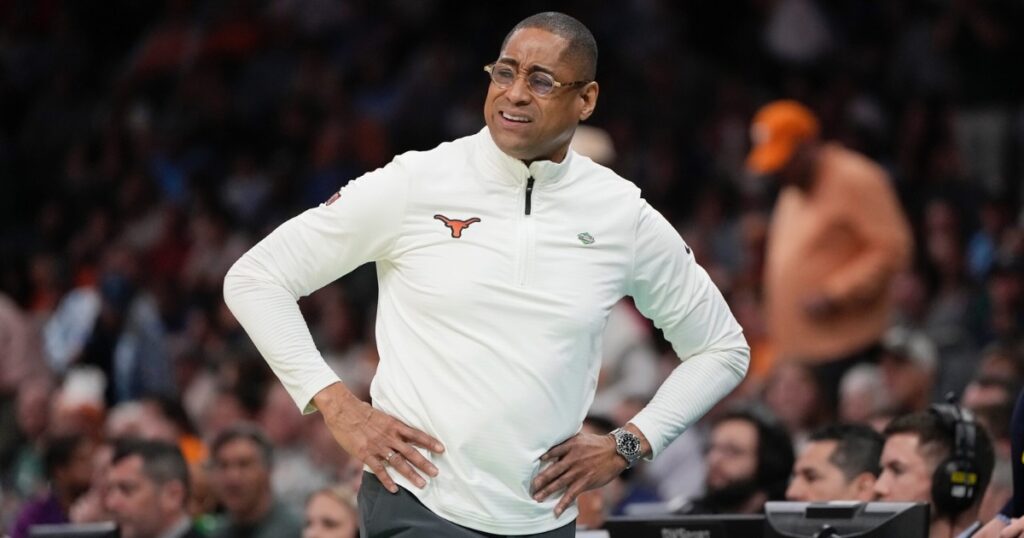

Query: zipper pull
[{"left": 525, "top": 176, "right": 534, "bottom": 215}]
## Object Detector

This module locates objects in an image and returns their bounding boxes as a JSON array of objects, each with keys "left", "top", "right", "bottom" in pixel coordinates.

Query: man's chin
[
  {"left": 704, "top": 478, "right": 761, "bottom": 510},
  {"left": 488, "top": 130, "right": 531, "bottom": 157}
]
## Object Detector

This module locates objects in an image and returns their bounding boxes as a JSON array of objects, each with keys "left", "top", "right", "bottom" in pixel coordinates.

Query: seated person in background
[
  {"left": 104, "top": 439, "right": 202, "bottom": 538},
  {"left": 974, "top": 386, "right": 1022, "bottom": 538},
  {"left": 786, "top": 424, "right": 883, "bottom": 502},
  {"left": 303, "top": 484, "right": 358, "bottom": 538},
  {"left": 210, "top": 423, "right": 301, "bottom": 538},
  {"left": 874, "top": 405, "right": 995, "bottom": 538},
  {"left": 838, "top": 364, "right": 890, "bottom": 424},
  {"left": 679, "top": 408, "right": 794, "bottom": 515},
  {"left": 878, "top": 326, "right": 938, "bottom": 415},
  {"left": 9, "top": 434, "right": 95, "bottom": 538}
]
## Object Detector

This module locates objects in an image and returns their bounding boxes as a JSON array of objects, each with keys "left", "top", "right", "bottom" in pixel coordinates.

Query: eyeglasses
[{"left": 484, "top": 63, "right": 590, "bottom": 97}]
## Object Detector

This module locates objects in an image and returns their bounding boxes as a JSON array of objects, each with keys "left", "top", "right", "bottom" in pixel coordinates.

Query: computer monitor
[
  {"left": 29, "top": 521, "right": 119, "bottom": 538},
  {"left": 764, "top": 501, "right": 929, "bottom": 538},
  {"left": 603, "top": 514, "right": 766, "bottom": 537}
]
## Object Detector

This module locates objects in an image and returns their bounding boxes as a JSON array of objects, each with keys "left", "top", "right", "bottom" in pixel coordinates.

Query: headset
[{"left": 928, "top": 396, "right": 980, "bottom": 516}]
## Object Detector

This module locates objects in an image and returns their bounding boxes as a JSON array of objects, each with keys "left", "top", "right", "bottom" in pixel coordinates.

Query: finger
[
  {"left": 387, "top": 452, "right": 428, "bottom": 489},
  {"left": 366, "top": 457, "right": 398, "bottom": 494},
  {"left": 397, "top": 443, "right": 439, "bottom": 478},
  {"left": 532, "top": 458, "right": 572, "bottom": 494},
  {"left": 554, "top": 481, "right": 587, "bottom": 517},
  {"left": 541, "top": 441, "right": 572, "bottom": 461},
  {"left": 534, "top": 467, "right": 577, "bottom": 502},
  {"left": 399, "top": 424, "right": 445, "bottom": 454}
]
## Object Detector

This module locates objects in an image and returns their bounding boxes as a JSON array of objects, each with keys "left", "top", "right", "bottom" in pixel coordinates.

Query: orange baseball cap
[{"left": 746, "top": 100, "right": 820, "bottom": 175}]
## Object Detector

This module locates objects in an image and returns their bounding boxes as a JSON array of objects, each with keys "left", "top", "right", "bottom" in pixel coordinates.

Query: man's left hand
[{"left": 531, "top": 432, "right": 630, "bottom": 517}]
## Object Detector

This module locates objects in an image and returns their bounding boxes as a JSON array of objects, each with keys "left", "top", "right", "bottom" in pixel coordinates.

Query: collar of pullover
[{"left": 474, "top": 127, "right": 574, "bottom": 187}]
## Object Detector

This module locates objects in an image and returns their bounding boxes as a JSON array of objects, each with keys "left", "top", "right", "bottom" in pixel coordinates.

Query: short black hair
[
  {"left": 44, "top": 434, "right": 89, "bottom": 480},
  {"left": 715, "top": 407, "right": 795, "bottom": 500},
  {"left": 884, "top": 411, "right": 995, "bottom": 504},
  {"left": 809, "top": 423, "right": 884, "bottom": 479},
  {"left": 211, "top": 422, "right": 273, "bottom": 467},
  {"left": 501, "top": 12, "right": 598, "bottom": 81},
  {"left": 112, "top": 438, "right": 191, "bottom": 501}
]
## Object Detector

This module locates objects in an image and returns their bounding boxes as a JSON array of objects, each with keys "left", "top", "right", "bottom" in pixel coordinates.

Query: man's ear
[
  {"left": 578, "top": 82, "right": 600, "bottom": 122},
  {"left": 160, "top": 479, "right": 187, "bottom": 513},
  {"left": 853, "top": 472, "right": 879, "bottom": 502}
]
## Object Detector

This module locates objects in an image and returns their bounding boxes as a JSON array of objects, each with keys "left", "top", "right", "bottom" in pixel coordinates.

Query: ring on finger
[{"left": 384, "top": 450, "right": 397, "bottom": 465}]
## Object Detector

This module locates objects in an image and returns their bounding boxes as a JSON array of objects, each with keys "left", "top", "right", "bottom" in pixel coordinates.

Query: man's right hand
[{"left": 313, "top": 382, "right": 445, "bottom": 493}]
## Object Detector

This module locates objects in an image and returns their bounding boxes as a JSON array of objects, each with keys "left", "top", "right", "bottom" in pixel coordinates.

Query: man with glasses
[
  {"left": 225, "top": 11, "right": 748, "bottom": 537},
  {"left": 679, "top": 409, "right": 794, "bottom": 515}
]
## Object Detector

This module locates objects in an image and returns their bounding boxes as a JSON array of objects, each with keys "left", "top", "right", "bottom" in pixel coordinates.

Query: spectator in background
[
  {"left": 979, "top": 257, "right": 1024, "bottom": 345},
  {"left": 104, "top": 439, "right": 202, "bottom": 538},
  {"left": 210, "top": 423, "right": 301, "bottom": 538},
  {"left": 875, "top": 406, "right": 995, "bottom": 538},
  {"left": 879, "top": 326, "right": 939, "bottom": 414},
  {"left": 3, "top": 375, "right": 56, "bottom": 506},
  {"left": 763, "top": 361, "right": 830, "bottom": 449},
  {"left": 9, "top": 434, "right": 96, "bottom": 538},
  {"left": 679, "top": 408, "right": 793, "bottom": 515},
  {"left": 786, "top": 424, "right": 883, "bottom": 502},
  {"left": 973, "top": 343, "right": 1024, "bottom": 384},
  {"left": 838, "top": 364, "right": 890, "bottom": 424},
  {"left": 42, "top": 244, "right": 174, "bottom": 404},
  {"left": 921, "top": 198, "right": 981, "bottom": 399},
  {"left": 67, "top": 441, "right": 113, "bottom": 524},
  {"left": 974, "top": 387, "right": 1023, "bottom": 537},
  {"left": 964, "top": 376, "right": 1018, "bottom": 416},
  {"left": 0, "top": 294, "right": 46, "bottom": 398},
  {"left": 259, "top": 383, "right": 325, "bottom": 513},
  {"left": 749, "top": 100, "right": 912, "bottom": 413},
  {"left": 302, "top": 485, "right": 359, "bottom": 538}
]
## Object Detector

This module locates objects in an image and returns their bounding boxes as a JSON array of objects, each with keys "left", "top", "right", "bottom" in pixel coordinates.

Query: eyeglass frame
[{"left": 483, "top": 62, "right": 592, "bottom": 96}]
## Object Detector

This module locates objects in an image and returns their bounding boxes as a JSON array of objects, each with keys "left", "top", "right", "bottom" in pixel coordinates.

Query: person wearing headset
[{"left": 874, "top": 403, "right": 996, "bottom": 538}]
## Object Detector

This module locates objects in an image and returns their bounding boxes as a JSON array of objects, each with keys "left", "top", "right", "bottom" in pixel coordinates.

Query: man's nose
[
  {"left": 872, "top": 476, "right": 889, "bottom": 498},
  {"left": 505, "top": 75, "right": 532, "bottom": 104},
  {"left": 785, "top": 480, "right": 803, "bottom": 501}
]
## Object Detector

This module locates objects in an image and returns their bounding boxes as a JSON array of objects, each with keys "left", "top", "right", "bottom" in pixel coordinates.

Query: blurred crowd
[{"left": 1, "top": 0, "right": 1023, "bottom": 536}]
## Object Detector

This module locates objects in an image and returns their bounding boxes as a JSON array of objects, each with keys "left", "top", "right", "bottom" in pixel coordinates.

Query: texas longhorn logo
[{"left": 434, "top": 214, "right": 481, "bottom": 238}]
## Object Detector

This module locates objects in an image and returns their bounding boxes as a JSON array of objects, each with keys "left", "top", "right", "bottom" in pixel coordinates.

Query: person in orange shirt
[{"left": 748, "top": 100, "right": 912, "bottom": 413}]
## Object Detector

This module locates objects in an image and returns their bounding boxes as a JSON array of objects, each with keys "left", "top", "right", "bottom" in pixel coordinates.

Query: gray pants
[{"left": 358, "top": 473, "right": 576, "bottom": 538}]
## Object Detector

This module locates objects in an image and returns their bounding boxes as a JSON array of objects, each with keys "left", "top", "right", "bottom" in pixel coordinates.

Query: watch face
[{"left": 617, "top": 432, "right": 641, "bottom": 458}]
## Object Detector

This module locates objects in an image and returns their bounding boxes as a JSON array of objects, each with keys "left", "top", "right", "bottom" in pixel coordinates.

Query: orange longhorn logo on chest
[{"left": 434, "top": 214, "right": 481, "bottom": 238}]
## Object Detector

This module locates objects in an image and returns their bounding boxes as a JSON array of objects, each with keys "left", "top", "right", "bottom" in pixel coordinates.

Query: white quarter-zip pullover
[{"left": 224, "top": 128, "right": 749, "bottom": 534}]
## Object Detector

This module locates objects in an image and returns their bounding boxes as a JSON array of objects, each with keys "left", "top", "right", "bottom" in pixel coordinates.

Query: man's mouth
[{"left": 500, "top": 111, "right": 532, "bottom": 123}]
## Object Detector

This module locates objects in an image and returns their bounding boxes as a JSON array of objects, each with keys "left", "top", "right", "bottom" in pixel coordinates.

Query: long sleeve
[
  {"left": 625, "top": 201, "right": 750, "bottom": 457},
  {"left": 223, "top": 159, "right": 410, "bottom": 413}
]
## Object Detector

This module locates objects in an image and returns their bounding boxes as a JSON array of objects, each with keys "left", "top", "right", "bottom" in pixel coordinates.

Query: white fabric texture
[{"left": 224, "top": 128, "right": 748, "bottom": 534}]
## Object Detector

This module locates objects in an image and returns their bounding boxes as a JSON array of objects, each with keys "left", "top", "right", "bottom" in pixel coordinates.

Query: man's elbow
[
  {"left": 706, "top": 333, "right": 750, "bottom": 382},
  {"left": 731, "top": 339, "right": 752, "bottom": 380},
  {"left": 222, "top": 258, "right": 247, "bottom": 314}
]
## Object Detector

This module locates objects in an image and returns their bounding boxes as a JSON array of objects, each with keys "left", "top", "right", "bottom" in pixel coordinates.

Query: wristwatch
[{"left": 610, "top": 428, "right": 643, "bottom": 468}]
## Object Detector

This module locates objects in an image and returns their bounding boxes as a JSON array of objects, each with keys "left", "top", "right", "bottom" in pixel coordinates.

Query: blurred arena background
[{"left": 0, "top": 0, "right": 1022, "bottom": 535}]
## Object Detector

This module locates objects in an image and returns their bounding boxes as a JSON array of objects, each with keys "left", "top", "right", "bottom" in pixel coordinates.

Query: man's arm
[
  {"left": 223, "top": 158, "right": 443, "bottom": 492},
  {"left": 818, "top": 167, "right": 912, "bottom": 311},
  {"left": 531, "top": 201, "right": 749, "bottom": 516},
  {"left": 625, "top": 201, "right": 750, "bottom": 457}
]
